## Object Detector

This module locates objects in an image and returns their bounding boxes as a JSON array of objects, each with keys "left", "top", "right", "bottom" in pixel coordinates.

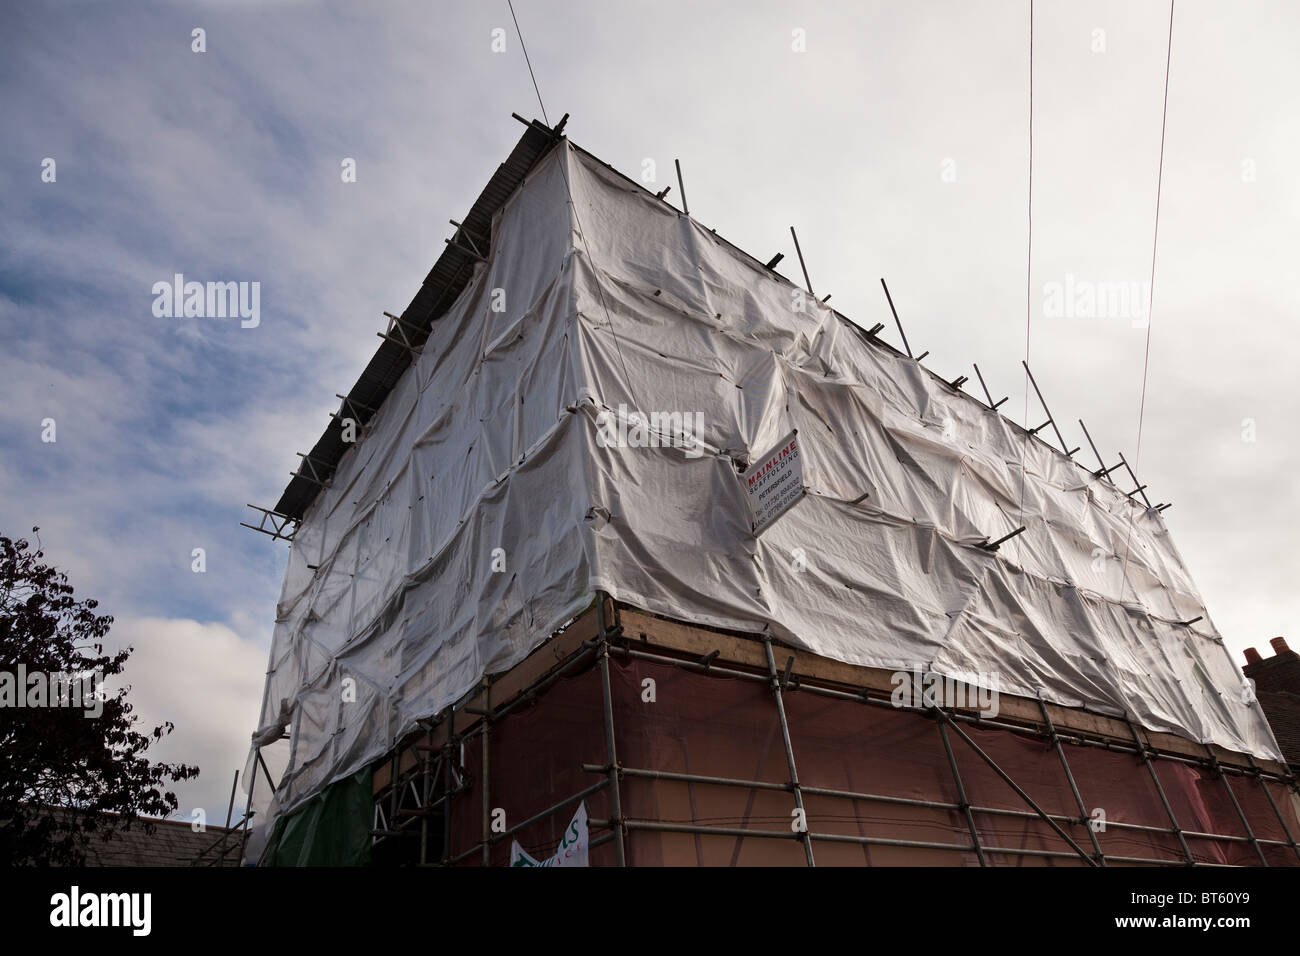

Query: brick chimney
[
  {"left": 1243, "top": 637, "right": 1300, "bottom": 693},
  {"left": 1243, "top": 637, "right": 1300, "bottom": 768}
]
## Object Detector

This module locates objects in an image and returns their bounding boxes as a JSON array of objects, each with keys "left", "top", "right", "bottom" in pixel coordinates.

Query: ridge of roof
[{"left": 273, "top": 116, "right": 564, "bottom": 521}]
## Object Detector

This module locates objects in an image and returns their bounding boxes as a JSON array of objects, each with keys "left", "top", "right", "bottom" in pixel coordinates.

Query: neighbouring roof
[
  {"left": 83, "top": 816, "right": 240, "bottom": 867},
  {"left": 28, "top": 807, "right": 242, "bottom": 866}
]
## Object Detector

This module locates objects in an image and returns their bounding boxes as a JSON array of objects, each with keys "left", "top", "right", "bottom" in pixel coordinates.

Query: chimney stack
[{"left": 1241, "top": 635, "right": 1300, "bottom": 767}]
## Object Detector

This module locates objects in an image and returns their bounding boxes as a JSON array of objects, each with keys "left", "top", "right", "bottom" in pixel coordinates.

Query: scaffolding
[
  {"left": 365, "top": 595, "right": 1300, "bottom": 867},
  {"left": 191, "top": 770, "right": 252, "bottom": 866},
  {"left": 243, "top": 117, "right": 1289, "bottom": 865}
]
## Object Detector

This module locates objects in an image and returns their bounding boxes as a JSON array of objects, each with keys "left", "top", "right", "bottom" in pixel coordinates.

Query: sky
[{"left": 2, "top": 0, "right": 1297, "bottom": 825}]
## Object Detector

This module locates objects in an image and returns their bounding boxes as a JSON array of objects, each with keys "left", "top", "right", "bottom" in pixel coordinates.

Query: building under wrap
[{"left": 242, "top": 117, "right": 1300, "bottom": 867}]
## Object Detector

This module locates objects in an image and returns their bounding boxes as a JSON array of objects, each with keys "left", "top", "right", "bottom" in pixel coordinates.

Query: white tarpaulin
[{"left": 248, "top": 139, "right": 1281, "bottom": 847}]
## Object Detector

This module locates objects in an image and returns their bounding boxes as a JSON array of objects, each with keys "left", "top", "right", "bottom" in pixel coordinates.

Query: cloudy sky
[{"left": 2, "top": 0, "right": 1296, "bottom": 823}]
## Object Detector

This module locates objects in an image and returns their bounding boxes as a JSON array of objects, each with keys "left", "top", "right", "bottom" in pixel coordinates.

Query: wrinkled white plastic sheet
[{"left": 246, "top": 141, "right": 1281, "bottom": 854}]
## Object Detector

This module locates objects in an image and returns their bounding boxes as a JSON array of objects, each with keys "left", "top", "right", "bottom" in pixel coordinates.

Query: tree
[{"left": 0, "top": 528, "right": 199, "bottom": 865}]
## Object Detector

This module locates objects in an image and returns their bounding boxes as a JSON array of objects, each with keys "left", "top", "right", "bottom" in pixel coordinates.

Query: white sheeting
[{"left": 247, "top": 141, "right": 1281, "bottom": 848}]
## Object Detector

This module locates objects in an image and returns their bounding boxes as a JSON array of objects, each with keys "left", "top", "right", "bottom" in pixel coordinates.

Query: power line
[
  {"left": 1135, "top": 0, "right": 1176, "bottom": 467},
  {"left": 1017, "top": 0, "right": 1034, "bottom": 527},
  {"left": 505, "top": 1, "right": 646, "bottom": 426},
  {"left": 507, "top": 0, "right": 548, "bottom": 127},
  {"left": 1118, "top": 0, "right": 1176, "bottom": 599}
]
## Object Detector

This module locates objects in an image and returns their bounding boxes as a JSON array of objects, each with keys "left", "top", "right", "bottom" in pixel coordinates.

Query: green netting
[{"left": 260, "top": 767, "right": 372, "bottom": 867}]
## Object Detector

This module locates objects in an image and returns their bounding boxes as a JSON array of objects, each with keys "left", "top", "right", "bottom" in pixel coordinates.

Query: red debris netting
[
  {"left": 1150, "top": 758, "right": 1300, "bottom": 866},
  {"left": 937, "top": 721, "right": 1089, "bottom": 865},
  {"left": 776, "top": 682, "right": 977, "bottom": 866},
  {"left": 1230, "top": 773, "right": 1300, "bottom": 867},
  {"left": 448, "top": 666, "right": 617, "bottom": 866},
  {"left": 445, "top": 653, "right": 1300, "bottom": 866},
  {"left": 611, "top": 651, "right": 808, "bottom": 865}
]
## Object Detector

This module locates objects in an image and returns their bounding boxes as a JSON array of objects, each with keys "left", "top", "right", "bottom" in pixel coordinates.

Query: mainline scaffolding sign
[{"left": 740, "top": 430, "right": 805, "bottom": 536}]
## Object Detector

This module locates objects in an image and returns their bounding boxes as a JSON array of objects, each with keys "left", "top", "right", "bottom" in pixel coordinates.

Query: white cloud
[{"left": 103, "top": 617, "right": 268, "bottom": 829}]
